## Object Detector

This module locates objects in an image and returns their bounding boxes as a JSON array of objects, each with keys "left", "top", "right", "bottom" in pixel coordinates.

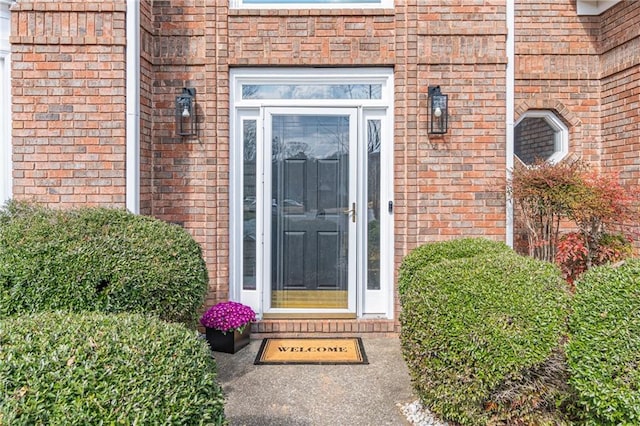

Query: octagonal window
[{"left": 514, "top": 111, "right": 568, "bottom": 165}]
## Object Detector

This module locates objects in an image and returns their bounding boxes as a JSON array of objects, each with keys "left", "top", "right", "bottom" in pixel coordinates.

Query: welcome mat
[{"left": 254, "top": 337, "right": 368, "bottom": 365}]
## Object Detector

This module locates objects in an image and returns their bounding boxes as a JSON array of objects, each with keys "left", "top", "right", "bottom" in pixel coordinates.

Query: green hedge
[
  {"left": 0, "top": 201, "right": 208, "bottom": 324},
  {"left": 0, "top": 312, "right": 225, "bottom": 425},
  {"left": 567, "top": 259, "right": 640, "bottom": 425},
  {"left": 399, "top": 240, "right": 569, "bottom": 425},
  {"left": 398, "top": 237, "right": 512, "bottom": 295}
]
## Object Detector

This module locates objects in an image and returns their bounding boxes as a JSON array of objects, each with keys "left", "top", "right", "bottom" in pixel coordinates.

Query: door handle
[{"left": 343, "top": 202, "right": 356, "bottom": 223}]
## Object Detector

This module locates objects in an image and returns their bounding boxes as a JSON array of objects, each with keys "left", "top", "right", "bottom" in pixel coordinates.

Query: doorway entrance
[{"left": 230, "top": 68, "right": 394, "bottom": 319}]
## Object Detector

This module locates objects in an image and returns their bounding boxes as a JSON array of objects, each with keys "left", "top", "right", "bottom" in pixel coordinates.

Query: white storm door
[{"left": 263, "top": 108, "right": 358, "bottom": 314}]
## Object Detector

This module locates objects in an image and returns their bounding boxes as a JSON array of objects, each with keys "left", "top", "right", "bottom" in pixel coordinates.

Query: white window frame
[
  {"left": 230, "top": 68, "right": 395, "bottom": 319},
  {"left": 514, "top": 110, "right": 569, "bottom": 165},
  {"left": 230, "top": 0, "right": 393, "bottom": 10}
]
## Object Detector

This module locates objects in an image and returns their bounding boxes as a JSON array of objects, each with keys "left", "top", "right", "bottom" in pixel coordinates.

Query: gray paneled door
[{"left": 267, "top": 109, "right": 357, "bottom": 310}]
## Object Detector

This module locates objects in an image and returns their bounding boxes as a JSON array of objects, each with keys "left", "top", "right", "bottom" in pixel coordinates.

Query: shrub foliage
[
  {"left": 0, "top": 312, "right": 226, "bottom": 425},
  {"left": 0, "top": 201, "right": 208, "bottom": 324},
  {"left": 567, "top": 259, "right": 640, "bottom": 425},
  {"left": 509, "top": 159, "right": 584, "bottom": 262},
  {"left": 556, "top": 231, "right": 632, "bottom": 285},
  {"left": 509, "top": 160, "right": 637, "bottom": 281},
  {"left": 399, "top": 239, "right": 569, "bottom": 425},
  {"left": 398, "top": 237, "right": 512, "bottom": 295}
]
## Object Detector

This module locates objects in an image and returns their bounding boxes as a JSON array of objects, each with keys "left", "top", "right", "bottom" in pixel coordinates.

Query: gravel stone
[{"left": 399, "top": 400, "right": 450, "bottom": 426}]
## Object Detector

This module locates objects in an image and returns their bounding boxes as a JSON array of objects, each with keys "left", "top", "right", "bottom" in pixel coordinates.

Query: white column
[{"left": 0, "top": 1, "right": 12, "bottom": 204}]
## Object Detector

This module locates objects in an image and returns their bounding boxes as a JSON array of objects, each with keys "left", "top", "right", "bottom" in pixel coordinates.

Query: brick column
[{"left": 11, "top": 1, "right": 127, "bottom": 206}]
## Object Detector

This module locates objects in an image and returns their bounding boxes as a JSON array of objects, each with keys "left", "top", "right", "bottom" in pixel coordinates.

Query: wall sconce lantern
[
  {"left": 428, "top": 85, "right": 448, "bottom": 134},
  {"left": 175, "top": 87, "right": 196, "bottom": 136}
]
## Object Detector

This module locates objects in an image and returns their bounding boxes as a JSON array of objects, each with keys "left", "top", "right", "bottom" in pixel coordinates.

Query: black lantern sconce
[
  {"left": 428, "top": 85, "right": 448, "bottom": 134},
  {"left": 175, "top": 87, "right": 196, "bottom": 137}
]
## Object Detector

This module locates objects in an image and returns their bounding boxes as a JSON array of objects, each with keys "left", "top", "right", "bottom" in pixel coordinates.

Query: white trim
[
  {"left": 126, "top": 0, "right": 140, "bottom": 213},
  {"left": 576, "top": 0, "right": 620, "bottom": 15},
  {"left": 514, "top": 110, "right": 569, "bottom": 165},
  {"left": 0, "top": 2, "right": 11, "bottom": 204},
  {"left": 505, "top": 0, "right": 515, "bottom": 247},
  {"left": 230, "top": 0, "right": 392, "bottom": 10}
]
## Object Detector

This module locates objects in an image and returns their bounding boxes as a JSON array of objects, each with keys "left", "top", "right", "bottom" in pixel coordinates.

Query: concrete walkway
[{"left": 215, "top": 337, "right": 416, "bottom": 425}]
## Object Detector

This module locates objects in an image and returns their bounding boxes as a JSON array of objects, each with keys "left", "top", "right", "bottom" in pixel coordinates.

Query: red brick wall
[
  {"left": 413, "top": 1, "right": 508, "bottom": 253},
  {"left": 148, "top": 2, "right": 227, "bottom": 305},
  {"left": 227, "top": 9, "right": 395, "bottom": 66},
  {"left": 515, "top": 0, "right": 639, "bottom": 252},
  {"left": 600, "top": 1, "right": 640, "bottom": 246},
  {"left": 513, "top": 0, "right": 601, "bottom": 257},
  {"left": 11, "top": 1, "right": 127, "bottom": 206},
  {"left": 515, "top": 0, "right": 602, "bottom": 164}
]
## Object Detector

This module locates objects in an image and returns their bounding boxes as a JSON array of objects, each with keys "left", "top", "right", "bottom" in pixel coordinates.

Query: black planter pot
[{"left": 205, "top": 326, "right": 251, "bottom": 354}]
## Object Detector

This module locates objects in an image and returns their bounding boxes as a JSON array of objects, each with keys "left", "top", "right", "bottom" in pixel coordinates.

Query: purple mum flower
[{"left": 200, "top": 301, "right": 256, "bottom": 333}]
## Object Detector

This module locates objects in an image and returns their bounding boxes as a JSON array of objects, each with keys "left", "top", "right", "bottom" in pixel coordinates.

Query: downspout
[
  {"left": 126, "top": 0, "right": 140, "bottom": 213},
  {"left": 505, "top": 0, "right": 515, "bottom": 247}
]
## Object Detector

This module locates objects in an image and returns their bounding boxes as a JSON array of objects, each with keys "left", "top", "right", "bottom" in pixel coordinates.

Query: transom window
[
  {"left": 514, "top": 110, "right": 569, "bottom": 165},
  {"left": 242, "top": 84, "right": 382, "bottom": 100},
  {"left": 230, "top": 0, "right": 393, "bottom": 9}
]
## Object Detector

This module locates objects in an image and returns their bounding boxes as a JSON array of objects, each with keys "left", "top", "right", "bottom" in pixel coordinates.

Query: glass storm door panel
[{"left": 266, "top": 109, "right": 357, "bottom": 311}]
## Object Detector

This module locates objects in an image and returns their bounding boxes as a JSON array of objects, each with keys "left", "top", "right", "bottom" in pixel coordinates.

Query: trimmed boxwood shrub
[
  {"left": 567, "top": 259, "right": 640, "bottom": 425},
  {"left": 0, "top": 312, "right": 226, "bottom": 425},
  {"left": 399, "top": 240, "right": 569, "bottom": 425},
  {"left": 0, "top": 201, "right": 208, "bottom": 324},
  {"left": 398, "top": 237, "right": 513, "bottom": 294}
]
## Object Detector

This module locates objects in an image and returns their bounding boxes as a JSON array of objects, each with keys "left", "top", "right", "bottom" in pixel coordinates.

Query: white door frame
[{"left": 230, "top": 68, "right": 395, "bottom": 319}]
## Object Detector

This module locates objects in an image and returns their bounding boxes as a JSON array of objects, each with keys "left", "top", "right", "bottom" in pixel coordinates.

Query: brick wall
[
  {"left": 11, "top": 1, "right": 127, "bottom": 206},
  {"left": 600, "top": 1, "right": 640, "bottom": 247},
  {"left": 148, "top": 1, "right": 228, "bottom": 306},
  {"left": 227, "top": 9, "right": 395, "bottom": 66},
  {"left": 515, "top": 0, "right": 602, "bottom": 164},
  {"left": 515, "top": 0, "right": 639, "bottom": 252},
  {"left": 513, "top": 0, "right": 602, "bottom": 256},
  {"left": 413, "top": 1, "right": 508, "bottom": 253}
]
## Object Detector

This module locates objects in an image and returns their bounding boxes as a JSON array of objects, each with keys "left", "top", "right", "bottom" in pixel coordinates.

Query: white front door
[{"left": 230, "top": 68, "right": 394, "bottom": 319}]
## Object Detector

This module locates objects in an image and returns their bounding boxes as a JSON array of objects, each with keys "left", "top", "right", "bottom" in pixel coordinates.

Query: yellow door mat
[{"left": 254, "top": 338, "right": 368, "bottom": 365}]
